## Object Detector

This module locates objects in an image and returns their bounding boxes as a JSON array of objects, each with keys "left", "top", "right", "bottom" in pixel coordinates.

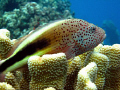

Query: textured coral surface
[{"left": 0, "top": 29, "right": 14, "bottom": 59}]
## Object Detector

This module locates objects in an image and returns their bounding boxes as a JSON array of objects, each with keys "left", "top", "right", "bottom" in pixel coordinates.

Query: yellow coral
[
  {"left": 0, "top": 29, "right": 10, "bottom": 38},
  {"left": 64, "top": 56, "right": 81, "bottom": 90},
  {"left": 44, "top": 87, "right": 56, "bottom": 90},
  {"left": 78, "top": 47, "right": 109, "bottom": 89},
  {"left": 19, "top": 68, "right": 30, "bottom": 90},
  {"left": 3, "top": 53, "right": 67, "bottom": 90},
  {"left": 13, "top": 71, "right": 22, "bottom": 84},
  {"left": 99, "top": 44, "right": 120, "bottom": 89},
  {"left": 0, "top": 29, "right": 13, "bottom": 59},
  {"left": 103, "top": 66, "right": 120, "bottom": 90},
  {"left": 94, "top": 44, "right": 103, "bottom": 52},
  {"left": 78, "top": 50, "right": 93, "bottom": 68},
  {"left": 99, "top": 44, "right": 120, "bottom": 68},
  {"left": 75, "top": 62, "right": 97, "bottom": 90},
  {"left": 88, "top": 52, "right": 109, "bottom": 89},
  {"left": 5, "top": 72, "right": 20, "bottom": 90},
  {"left": 0, "top": 82, "right": 15, "bottom": 90},
  {"left": 28, "top": 53, "right": 67, "bottom": 90}
]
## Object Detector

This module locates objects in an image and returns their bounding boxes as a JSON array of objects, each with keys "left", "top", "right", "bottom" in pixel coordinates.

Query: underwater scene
[{"left": 0, "top": 0, "right": 119, "bottom": 90}]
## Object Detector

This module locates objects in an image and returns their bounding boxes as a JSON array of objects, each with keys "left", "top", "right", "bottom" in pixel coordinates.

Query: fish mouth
[
  {"left": 101, "top": 34, "right": 106, "bottom": 42},
  {"left": 103, "top": 34, "right": 106, "bottom": 40}
]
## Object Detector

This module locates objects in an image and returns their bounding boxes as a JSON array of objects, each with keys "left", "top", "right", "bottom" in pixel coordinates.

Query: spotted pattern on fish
[
  {"left": 0, "top": 19, "right": 106, "bottom": 74},
  {"left": 53, "top": 19, "right": 106, "bottom": 58}
]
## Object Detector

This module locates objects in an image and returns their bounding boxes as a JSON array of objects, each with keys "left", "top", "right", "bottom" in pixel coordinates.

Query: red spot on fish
[
  {"left": 80, "top": 23, "right": 82, "bottom": 25},
  {"left": 64, "top": 23, "right": 67, "bottom": 25},
  {"left": 63, "top": 31, "right": 65, "bottom": 33}
]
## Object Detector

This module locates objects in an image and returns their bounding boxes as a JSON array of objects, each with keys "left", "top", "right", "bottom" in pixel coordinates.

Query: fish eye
[{"left": 90, "top": 25, "right": 96, "bottom": 31}]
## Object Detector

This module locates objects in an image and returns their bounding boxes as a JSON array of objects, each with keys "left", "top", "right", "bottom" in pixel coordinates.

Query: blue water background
[{"left": 69, "top": 0, "right": 120, "bottom": 44}]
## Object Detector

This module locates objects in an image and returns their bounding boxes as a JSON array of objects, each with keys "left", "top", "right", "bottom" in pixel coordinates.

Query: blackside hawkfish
[{"left": 0, "top": 19, "right": 106, "bottom": 74}]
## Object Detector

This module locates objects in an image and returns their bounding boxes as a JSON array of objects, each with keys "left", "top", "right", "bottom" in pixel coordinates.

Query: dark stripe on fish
[{"left": 0, "top": 38, "right": 50, "bottom": 72}]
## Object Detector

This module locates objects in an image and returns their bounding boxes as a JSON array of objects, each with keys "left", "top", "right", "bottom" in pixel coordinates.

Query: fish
[{"left": 0, "top": 19, "right": 106, "bottom": 74}]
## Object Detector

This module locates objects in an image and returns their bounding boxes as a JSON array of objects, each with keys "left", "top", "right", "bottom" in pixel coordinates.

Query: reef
[
  {"left": 0, "top": 29, "right": 120, "bottom": 90},
  {"left": 0, "top": 0, "right": 74, "bottom": 39}
]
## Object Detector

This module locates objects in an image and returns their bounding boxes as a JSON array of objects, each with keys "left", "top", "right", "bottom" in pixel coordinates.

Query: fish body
[{"left": 0, "top": 19, "right": 106, "bottom": 74}]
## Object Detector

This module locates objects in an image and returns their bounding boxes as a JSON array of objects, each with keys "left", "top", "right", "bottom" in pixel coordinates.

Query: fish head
[
  {"left": 87, "top": 23, "right": 106, "bottom": 44},
  {"left": 73, "top": 22, "right": 106, "bottom": 54}
]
